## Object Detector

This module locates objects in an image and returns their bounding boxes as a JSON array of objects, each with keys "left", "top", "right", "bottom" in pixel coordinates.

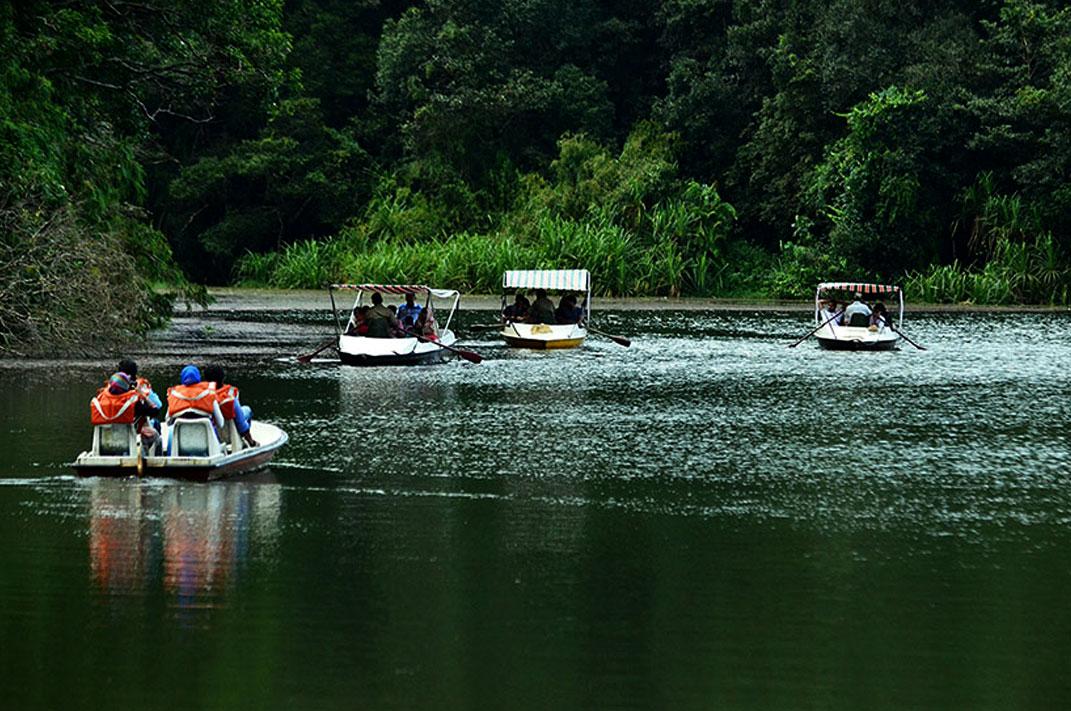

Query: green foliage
[
  {"left": 907, "top": 234, "right": 1071, "bottom": 305},
  {"left": 246, "top": 124, "right": 739, "bottom": 296},
  {"left": 11, "top": 0, "right": 1071, "bottom": 323}
]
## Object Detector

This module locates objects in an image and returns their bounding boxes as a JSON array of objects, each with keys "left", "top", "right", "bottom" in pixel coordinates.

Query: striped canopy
[
  {"left": 502, "top": 269, "right": 590, "bottom": 291},
  {"left": 330, "top": 284, "right": 459, "bottom": 298},
  {"left": 818, "top": 282, "right": 900, "bottom": 295}
]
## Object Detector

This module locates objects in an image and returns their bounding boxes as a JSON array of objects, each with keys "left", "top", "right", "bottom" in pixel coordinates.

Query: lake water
[{"left": 1, "top": 304, "right": 1070, "bottom": 709}]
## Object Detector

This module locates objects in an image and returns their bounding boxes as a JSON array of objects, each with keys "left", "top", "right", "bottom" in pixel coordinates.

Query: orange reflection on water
[{"left": 88, "top": 477, "right": 281, "bottom": 609}]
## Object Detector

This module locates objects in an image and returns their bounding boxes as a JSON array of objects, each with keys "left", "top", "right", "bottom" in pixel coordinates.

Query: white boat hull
[
  {"left": 72, "top": 421, "right": 288, "bottom": 481},
  {"left": 816, "top": 324, "right": 899, "bottom": 350},
  {"left": 338, "top": 330, "right": 457, "bottom": 365}
]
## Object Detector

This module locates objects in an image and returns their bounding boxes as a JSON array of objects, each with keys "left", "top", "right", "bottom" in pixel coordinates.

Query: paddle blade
[
  {"left": 610, "top": 334, "right": 631, "bottom": 348},
  {"left": 457, "top": 349, "right": 483, "bottom": 364}
]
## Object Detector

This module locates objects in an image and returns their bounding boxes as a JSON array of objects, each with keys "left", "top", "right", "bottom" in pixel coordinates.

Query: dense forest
[{"left": 2, "top": 0, "right": 1071, "bottom": 353}]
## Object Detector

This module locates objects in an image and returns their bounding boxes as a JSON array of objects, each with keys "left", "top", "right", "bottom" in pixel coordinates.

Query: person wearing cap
[
  {"left": 842, "top": 292, "right": 872, "bottom": 327},
  {"left": 166, "top": 365, "right": 224, "bottom": 430},
  {"left": 202, "top": 364, "right": 258, "bottom": 448}
]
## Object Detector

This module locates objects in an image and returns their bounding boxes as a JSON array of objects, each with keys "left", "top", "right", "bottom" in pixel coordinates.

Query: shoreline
[{"left": 203, "top": 287, "right": 1071, "bottom": 313}]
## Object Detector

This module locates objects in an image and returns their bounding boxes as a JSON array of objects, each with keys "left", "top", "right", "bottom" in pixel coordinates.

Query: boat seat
[
  {"left": 93, "top": 424, "right": 137, "bottom": 457},
  {"left": 847, "top": 312, "right": 871, "bottom": 327},
  {"left": 167, "top": 412, "right": 222, "bottom": 458},
  {"left": 223, "top": 419, "right": 243, "bottom": 453}
]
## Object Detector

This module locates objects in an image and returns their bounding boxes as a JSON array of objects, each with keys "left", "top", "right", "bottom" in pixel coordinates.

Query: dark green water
[{"left": 2, "top": 308, "right": 1070, "bottom": 709}]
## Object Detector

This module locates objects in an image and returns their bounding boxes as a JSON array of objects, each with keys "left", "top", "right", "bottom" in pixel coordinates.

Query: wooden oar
[
  {"left": 879, "top": 317, "right": 926, "bottom": 350},
  {"left": 587, "top": 325, "right": 631, "bottom": 347},
  {"left": 404, "top": 329, "right": 483, "bottom": 364},
  {"left": 297, "top": 337, "right": 337, "bottom": 363},
  {"left": 788, "top": 311, "right": 842, "bottom": 348}
]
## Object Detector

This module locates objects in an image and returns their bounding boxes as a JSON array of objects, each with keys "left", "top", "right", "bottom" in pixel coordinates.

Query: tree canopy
[{"left": 3, "top": 0, "right": 1071, "bottom": 352}]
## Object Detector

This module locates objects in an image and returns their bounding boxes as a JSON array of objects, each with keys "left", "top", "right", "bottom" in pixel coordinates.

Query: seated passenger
[
  {"left": 503, "top": 292, "right": 530, "bottom": 322},
  {"left": 365, "top": 292, "right": 400, "bottom": 338},
  {"left": 166, "top": 365, "right": 224, "bottom": 431},
  {"left": 819, "top": 299, "right": 842, "bottom": 325},
  {"left": 414, "top": 307, "right": 439, "bottom": 341},
  {"left": 871, "top": 302, "right": 890, "bottom": 329},
  {"left": 842, "top": 292, "right": 872, "bottom": 327},
  {"left": 397, "top": 292, "right": 423, "bottom": 329},
  {"left": 387, "top": 305, "right": 407, "bottom": 337},
  {"left": 91, "top": 373, "right": 160, "bottom": 436},
  {"left": 203, "top": 364, "right": 258, "bottom": 448},
  {"left": 345, "top": 305, "right": 370, "bottom": 336},
  {"left": 117, "top": 357, "right": 162, "bottom": 452},
  {"left": 555, "top": 294, "right": 583, "bottom": 324},
  {"left": 528, "top": 289, "right": 556, "bottom": 325}
]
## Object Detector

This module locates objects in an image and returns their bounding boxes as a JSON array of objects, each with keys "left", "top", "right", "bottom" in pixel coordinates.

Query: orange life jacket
[
  {"left": 135, "top": 376, "right": 154, "bottom": 403},
  {"left": 215, "top": 383, "right": 239, "bottom": 420},
  {"left": 90, "top": 388, "right": 140, "bottom": 425},
  {"left": 167, "top": 382, "right": 217, "bottom": 418}
]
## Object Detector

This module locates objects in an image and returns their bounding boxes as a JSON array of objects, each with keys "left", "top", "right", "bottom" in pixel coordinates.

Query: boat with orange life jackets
[{"left": 73, "top": 365, "right": 287, "bottom": 481}]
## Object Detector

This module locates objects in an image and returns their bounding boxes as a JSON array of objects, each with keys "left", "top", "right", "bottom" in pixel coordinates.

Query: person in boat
[
  {"left": 842, "top": 292, "right": 872, "bottom": 327},
  {"left": 345, "top": 305, "right": 370, "bottom": 336},
  {"left": 117, "top": 358, "right": 163, "bottom": 452},
  {"left": 387, "top": 305, "right": 407, "bottom": 337},
  {"left": 528, "top": 289, "right": 556, "bottom": 324},
  {"left": 166, "top": 365, "right": 225, "bottom": 433},
  {"left": 396, "top": 292, "right": 423, "bottom": 329},
  {"left": 413, "top": 306, "right": 439, "bottom": 341},
  {"left": 871, "top": 302, "right": 890, "bottom": 330},
  {"left": 555, "top": 293, "right": 583, "bottom": 324},
  {"left": 203, "top": 364, "right": 258, "bottom": 448},
  {"left": 819, "top": 298, "right": 842, "bottom": 325},
  {"left": 503, "top": 292, "right": 530, "bottom": 323},
  {"left": 90, "top": 373, "right": 162, "bottom": 446},
  {"left": 365, "top": 292, "right": 400, "bottom": 338}
]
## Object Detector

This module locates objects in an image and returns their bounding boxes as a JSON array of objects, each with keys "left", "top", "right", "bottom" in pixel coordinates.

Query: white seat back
[
  {"left": 93, "top": 424, "right": 137, "bottom": 456},
  {"left": 224, "top": 419, "right": 243, "bottom": 453},
  {"left": 168, "top": 414, "right": 222, "bottom": 458}
]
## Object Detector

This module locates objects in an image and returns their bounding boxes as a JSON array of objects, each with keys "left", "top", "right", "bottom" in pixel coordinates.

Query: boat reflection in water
[{"left": 87, "top": 476, "right": 281, "bottom": 611}]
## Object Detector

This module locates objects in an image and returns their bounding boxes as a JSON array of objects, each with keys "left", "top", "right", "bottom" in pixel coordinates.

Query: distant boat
[
  {"left": 499, "top": 269, "right": 589, "bottom": 349},
  {"left": 814, "top": 281, "right": 902, "bottom": 351},
  {"left": 329, "top": 283, "right": 461, "bottom": 366},
  {"left": 72, "top": 416, "right": 288, "bottom": 481}
]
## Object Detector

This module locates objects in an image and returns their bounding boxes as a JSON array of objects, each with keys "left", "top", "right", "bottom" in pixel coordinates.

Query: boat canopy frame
[
  {"left": 328, "top": 283, "right": 461, "bottom": 337},
  {"left": 814, "top": 282, "right": 903, "bottom": 328},
  {"left": 500, "top": 269, "right": 592, "bottom": 323}
]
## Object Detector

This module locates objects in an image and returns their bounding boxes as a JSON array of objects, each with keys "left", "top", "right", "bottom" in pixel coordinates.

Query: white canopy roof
[
  {"left": 502, "top": 269, "right": 590, "bottom": 291},
  {"left": 330, "top": 284, "right": 459, "bottom": 298}
]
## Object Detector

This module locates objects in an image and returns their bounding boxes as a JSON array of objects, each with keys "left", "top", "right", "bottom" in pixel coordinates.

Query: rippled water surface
[{"left": 2, "top": 306, "right": 1070, "bottom": 709}]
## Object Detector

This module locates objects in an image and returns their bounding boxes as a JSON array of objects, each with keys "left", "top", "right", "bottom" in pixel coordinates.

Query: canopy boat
[
  {"left": 500, "top": 269, "right": 590, "bottom": 349},
  {"left": 330, "top": 283, "right": 460, "bottom": 366},
  {"left": 73, "top": 416, "right": 288, "bottom": 481},
  {"left": 814, "top": 281, "right": 903, "bottom": 351}
]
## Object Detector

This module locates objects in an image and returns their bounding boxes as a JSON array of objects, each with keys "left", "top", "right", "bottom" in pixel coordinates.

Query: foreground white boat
[
  {"left": 814, "top": 281, "right": 902, "bottom": 351},
  {"left": 499, "top": 269, "right": 590, "bottom": 349},
  {"left": 73, "top": 417, "right": 288, "bottom": 481},
  {"left": 329, "top": 284, "right": 460, "bottom": 366}
]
